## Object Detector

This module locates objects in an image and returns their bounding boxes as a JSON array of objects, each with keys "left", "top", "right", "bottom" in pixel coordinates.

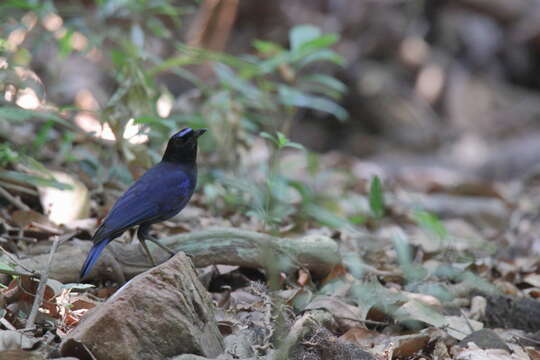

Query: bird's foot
[{"left": 138, "top": 237, "right": 156, "bottom": 266}]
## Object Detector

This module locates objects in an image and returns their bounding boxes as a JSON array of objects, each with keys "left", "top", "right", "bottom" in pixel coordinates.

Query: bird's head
[{"left": 162, "top": 128, "right": 207, "bottom": 163}]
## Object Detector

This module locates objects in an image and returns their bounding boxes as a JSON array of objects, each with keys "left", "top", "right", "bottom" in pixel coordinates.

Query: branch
[{"left": 19, "top": 227, "right": 341, "bottom": 282}]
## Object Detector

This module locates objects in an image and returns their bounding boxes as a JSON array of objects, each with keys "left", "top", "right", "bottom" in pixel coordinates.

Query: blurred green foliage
[{"left": 0, "top": 0, "right": 351, "bottom": 229}]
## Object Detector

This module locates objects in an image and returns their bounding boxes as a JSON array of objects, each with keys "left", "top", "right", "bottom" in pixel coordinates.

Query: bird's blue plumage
[
  {"left": 80, "top": 239, "right": 110, "bottom": 279},
  {"left": 79, "top": 128, "right": 206, "bottom": 279},
  {"left": 93, "top": 163, "right": 195, "bottom": 241}
]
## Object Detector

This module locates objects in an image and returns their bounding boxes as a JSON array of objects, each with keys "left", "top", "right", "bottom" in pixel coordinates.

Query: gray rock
[{"left": 61, "top": 253, "right": 224, "bottom": 360}]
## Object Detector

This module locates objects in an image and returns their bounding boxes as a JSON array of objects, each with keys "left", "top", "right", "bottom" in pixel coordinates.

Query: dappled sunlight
[
  {"left": 75, "top": 89, "right": 100, "bottom": 111},
  {"left": 16, "top": 87, "right": 41, "bottom": 109},
  {"left": 75, "top": 112, "right": 116, "bottom": 141},
  {"left": 6, "top": 67, "right": 46, "bottom": 109},
  {"left": 42, "top": 12, "right": 63, "bottom": 32},
  {"left": 71, "top": 32, "right": 88, "bottom": 51},
  {"left": 75, "top": 112, "right": 149, "bottom": 144},
  {"left": 415, "top": 64, "right": 444, "bottom": 104},
  {"left": 157, "top": 93, "right": 173, "bottom": 118},
  {"left": 6, "top": 28, "right": 27, "bottom": 51},
  {"left": 400, "top": 36, "right": 429, "bottom": 67},
  {"left": 21, "top": 12, "right": 37, "bottom": 30},
  {"left": 123, "top": 118, "right": 149, "bottom": 144}
]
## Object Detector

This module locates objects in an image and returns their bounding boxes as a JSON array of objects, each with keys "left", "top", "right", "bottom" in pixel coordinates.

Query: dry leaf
[
  {"left": 340, "top": 327, "right": 384, "bottom": 349},
  {"left": 393, "top": 334, "right": 429, "bottom": 359},
  {"left": 523, "top": 274, "right": 540, "bottom": 288},
  {"left": 0, "top": 330, "right": 38, "bottom": 351},
  {"left": 11, "top": 210, "right": 52, "bottom": 229},
  {"left": 445, "top": 315, "right": 483, "bottom": 340}
]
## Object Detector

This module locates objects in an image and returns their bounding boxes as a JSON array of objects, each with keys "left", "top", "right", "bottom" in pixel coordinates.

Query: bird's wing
[{"left": 93, "top": 164, "right": 194, "bottom": 242}]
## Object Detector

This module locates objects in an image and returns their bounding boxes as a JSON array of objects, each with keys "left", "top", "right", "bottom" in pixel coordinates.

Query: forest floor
[{"left": 1, "top": 141, "right": 540, "bottom": 360}]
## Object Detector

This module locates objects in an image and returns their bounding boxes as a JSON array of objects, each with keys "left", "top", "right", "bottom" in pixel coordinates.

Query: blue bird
[{"left": 80, "top": 128, "right": 206, "bottom": 279}]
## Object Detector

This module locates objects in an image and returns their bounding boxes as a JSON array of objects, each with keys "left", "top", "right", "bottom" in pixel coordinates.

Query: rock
[
  {"left": 61, "top": 253, "right": 224, "bottom": 360},
  {"left": 0, "top": 350, "right": 46, "bottom": 360}
]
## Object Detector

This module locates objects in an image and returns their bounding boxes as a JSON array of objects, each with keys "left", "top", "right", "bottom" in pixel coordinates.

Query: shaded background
[{"left": 4, "top": 0, "right": 540, "bottom": 183}]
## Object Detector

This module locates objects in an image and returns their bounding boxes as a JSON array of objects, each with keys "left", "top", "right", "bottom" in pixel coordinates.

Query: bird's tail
[{"left": 80, "top": 240, "right": 109, "bottom": 280}]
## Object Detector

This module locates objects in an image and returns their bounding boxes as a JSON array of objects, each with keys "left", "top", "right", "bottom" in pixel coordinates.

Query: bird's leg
[
  {"left": 136, "top": 225, "right": 156, "bottom": 266},
  {"left": 144, "top": 235, "right": 176, "bottom": 257},
  {"left": 137, "top": 224, "right": 176, "bottom": 266}
]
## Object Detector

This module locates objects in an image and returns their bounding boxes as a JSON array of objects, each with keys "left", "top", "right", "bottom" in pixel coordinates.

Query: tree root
[{"left": 14, "top": 227, "right": 341, "bottom": 283}]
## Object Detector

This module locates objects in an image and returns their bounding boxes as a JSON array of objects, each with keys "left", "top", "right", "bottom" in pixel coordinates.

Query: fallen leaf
[
  {"left": 445, "top": 315, "right": 483, "bottom": 340},
  {"left": 393, "top": 334, "right": 430, "bottom": 358},
  {"left": 523, "top": 274, "right": 540, "bottom": 288},
  {"left": 11, "top": 210, "right": 52, "bottom": 229},
  {"left": 527, "top": 347, "right": 540, "bottom": 360},
  {"left": 393, "top": 299, "right": 446, "bottom": 328},
  {"left": 340, "top": 327, "right": 384, "bottom": 349},
  {"left": 0, "top": 330, "right": 38, "bottom": 351},
  {"left": 305, "top": 295, "right": 366, "bottom": 331}
]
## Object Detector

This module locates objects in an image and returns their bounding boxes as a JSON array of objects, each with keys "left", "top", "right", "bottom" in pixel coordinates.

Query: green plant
[
  {"left": 0, "top": 2, "right": 352, "bottom": 234},
  {"left": 207, "top": 25, "right": 347, "bottom": 165}
]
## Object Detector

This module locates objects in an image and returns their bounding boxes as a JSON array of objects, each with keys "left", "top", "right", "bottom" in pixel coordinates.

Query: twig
[
  {"left": 460, "top": 308, "right": 475, "bottom": 332},
  {"left": 0, "top": 185, "right": 30, "bottom": 211},
  {"left": 30, "top": 221, "right": 62, "bottom": 235},
  {"left": 0, "top": 317, "right": 16, "bottom": 330},
  {"left": 25, "top": 235, "right": 65, "bottom": 330},
  {"left": 336, "top": 315, "right": 389, "bottom": 326},
  {"left": 5, "top": 235, "right": 37, "bottom": 243}
]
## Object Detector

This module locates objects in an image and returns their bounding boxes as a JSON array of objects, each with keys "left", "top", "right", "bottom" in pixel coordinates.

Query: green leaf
[
  {"left": 0, "top": 0, "right": 43, "bottom": 11},
  {"left": 282, "top": 142, "right": 305, "bottom": 151},
  {"left": 0, "top": 144, "right": 19, "bottom": 167},
  {"left": 58, "top": 29, "right": 74, "bottom": 57},
  {"left": 146, "top": 17, "right": 171, "bottom": 38},
  {"left": 300, "top": 74, "right": 347, "bottom": 95},
  {"left": 413, "top": 210, "right": 448, "bottom": 239},
  {"left": 0, "top": 170, "right": 73, "bottom": 190},
  {"left": 0, "top": 106, "right": 73, "bottom": 128},
  {"left": 394, "top": 300, "right": 446, "bottom": 328},
  {"left": 290, "top": 25, "right": 321, "bottom": 51},
  {"left": 213, "top": 63, "right": 263, "bottom": 102},
  {"left": 348, "top": 215, "right": 367, "bottom": 225},
  {"left": 110, "top": 49, "right": 128, "bottom": 68},
  {"left": 253, "top": 40, "right": 283, "bottom": 54},
  {"left": 297, "top": 49, "right": 345, "bottom": 68},
  {"left": 303, "top": 203, "right": 349, "bottom": 228},
  {"left": 62, "top": 283, "right": 95, "bottom": 290},
  {"left": 260, "top": 131, "right": 278, "bottom": 145},
  {"left": 276, "top": 131, "right": 288, "bottom": 147},
  {"left": 298, "top": 33, "right": 338, "bottom": 51},
  {"left": 369, "top": 176, "right": 385, "bottom": 218},
  {"left": 0, "top": 261, "right": 15, "bottom": 273},
  {"left": 278, "top": 86, "right": 348, "bottom": 121}
]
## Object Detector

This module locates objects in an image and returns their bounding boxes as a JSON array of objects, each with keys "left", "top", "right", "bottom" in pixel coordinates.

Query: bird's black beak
[{"left": 194, "top": 128, "right": 207, "bottom": 138}]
